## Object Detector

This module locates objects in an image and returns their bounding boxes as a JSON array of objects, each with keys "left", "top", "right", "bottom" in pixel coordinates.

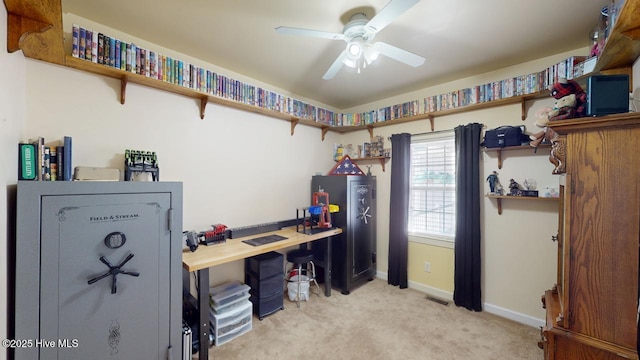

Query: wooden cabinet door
[{"left": 565, "top": 126, "right": 639, "bottom": 350}]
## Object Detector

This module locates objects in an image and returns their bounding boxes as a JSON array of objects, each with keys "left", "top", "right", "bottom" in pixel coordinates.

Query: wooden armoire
[{"left": 540, "top": 114, "right": 639, "bottom": 359}]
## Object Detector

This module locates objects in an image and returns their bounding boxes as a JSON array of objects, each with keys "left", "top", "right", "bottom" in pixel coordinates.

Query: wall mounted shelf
[
  {"left": 67, "top": 49, "right": 549, "bottom": 140},
  {"left": 64, "top": 56, "right": 331, "bottom": 139},
  {"left": 483, "top": 143, "right": 551, "bottom": 169},
  {"left": 486, "top": 195, "right": 558, "bottom": 215},
  {"left": 351, "top": 156, "right": 391, "bottom": 172}
]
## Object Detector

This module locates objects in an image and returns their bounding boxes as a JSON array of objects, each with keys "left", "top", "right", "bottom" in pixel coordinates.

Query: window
[{"left": 409, "top": 133, "right": 456, "bottom": 242}]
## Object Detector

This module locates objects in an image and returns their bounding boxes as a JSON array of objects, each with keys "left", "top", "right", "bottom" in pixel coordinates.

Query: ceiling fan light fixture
[
  {"left": 347, "top": 41, "right": 362, "bottom": 58},
  {"left": 276, "top": 0, "right": 424, "bottom": 79},
  {"left": 343, "top": 57, "right": 357, "bottom": 68},
  {"left": 363, "top": 44, "right": 379, "bottom": 65},
  {"left": 344, "top": 40, "right": 364, "bottom": 70}
]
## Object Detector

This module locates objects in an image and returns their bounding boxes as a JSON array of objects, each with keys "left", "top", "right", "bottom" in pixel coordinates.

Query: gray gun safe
[{"left": 14, "top": 181, "right": 183, "bottom": 360}]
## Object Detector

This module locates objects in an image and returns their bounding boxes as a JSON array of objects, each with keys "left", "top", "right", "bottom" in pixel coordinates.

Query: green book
[{"left": 18, "top": 143, "right": 37, "bottom": 180}]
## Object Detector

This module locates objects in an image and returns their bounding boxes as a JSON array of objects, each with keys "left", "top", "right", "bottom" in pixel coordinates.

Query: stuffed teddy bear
[
  {"left": 529, "top": 78, "right": 586, "bottom": 147},
  {"left": 548, "top": 93, "right": 577, "bottom": 120},
  {"left": 529, "top": 95, "right": 575, "bottom": 147},
  {"left": 548, "top": 78, "right": 586, "bottom": 118}
]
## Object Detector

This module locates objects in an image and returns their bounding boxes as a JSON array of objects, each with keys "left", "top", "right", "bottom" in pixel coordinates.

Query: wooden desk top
[{"left": 182, "top": 227, "right": 342, "bottom": 272}]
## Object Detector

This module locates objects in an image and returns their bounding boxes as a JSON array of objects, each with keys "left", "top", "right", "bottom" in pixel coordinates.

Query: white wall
[
  {"left": 24, "top": 59, "right": 339, "bottom": 285},
  {"left": 1, "top": 6, "right": 26, "bottom": 360}
]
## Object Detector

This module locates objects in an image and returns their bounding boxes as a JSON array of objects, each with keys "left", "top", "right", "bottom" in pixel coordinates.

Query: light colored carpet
[{"left": 205, "top": 278, "right": 542, "bottom": 360}]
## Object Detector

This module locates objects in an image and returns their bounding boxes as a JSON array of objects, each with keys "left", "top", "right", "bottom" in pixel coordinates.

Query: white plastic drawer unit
[
  {"left": 210, "top": 293, "right": 250, "bottom": 314},
  {"left": 209, "top": 281, "right": 251, "bottom": 309},
  {"left": 13, "top": 181, "right": 183, "bottom": 360},
  {"left": 209, "top": 300, "right": 253, "bottom": 346}
]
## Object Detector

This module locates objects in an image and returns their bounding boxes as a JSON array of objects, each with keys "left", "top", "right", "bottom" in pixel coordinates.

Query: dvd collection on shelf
[
  {"left": 423, "top": 56, "right": 587, "bottom": 113},
  {"left": 72, "top": 24, "right": 327, "bottom": 124},
  {"left": 72, "top": 24, "right": 592, "bottom": 128},
  {"left": 18, "top": 136, "right": 72, "bottom": 181}
]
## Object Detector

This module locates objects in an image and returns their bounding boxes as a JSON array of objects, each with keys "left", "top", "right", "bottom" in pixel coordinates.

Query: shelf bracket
[
  {"left": 496, "top": 198, "right": 503, "bottom": 215},
  {"left": 6, "top": 13, "right": 51, "bottom": 53},
  {"left": 379, "top": 158, "right": 386, "bottom": 172},
  {"left": 120, "top": 77, "right": 127, "bottom": 105},
  {"left": 428, "top": 115, "right": 434, "bottom": 131},
  {"left": 366, "top": 125, "right": 374, "bottom": 139},
  {"left": 496, "top": 149, "right": 503, "bottom": 169},
  {"left": 321, "top": 126, "right": 329, "bottom": 141},
  {"left": 4, "top": 0, "right": 65, "bottom": 64},
  {"left": 291, "top": 119, "right": 299, "bottom": 136},
  {"left": 199, "top": 97, "right": 207, "bottom": 120},
  {"left": 520, "top": 98, "right": 526, "bottom": 121}
]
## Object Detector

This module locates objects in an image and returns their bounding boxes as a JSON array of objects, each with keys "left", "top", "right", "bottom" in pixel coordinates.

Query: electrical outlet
[{"left": 424, "top": 261, "right": 431, "bottom": 273}]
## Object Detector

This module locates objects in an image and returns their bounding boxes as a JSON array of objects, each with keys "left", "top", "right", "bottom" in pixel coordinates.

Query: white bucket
[{"left": 287, "top": 275, "right": 310, "bottom": 302}]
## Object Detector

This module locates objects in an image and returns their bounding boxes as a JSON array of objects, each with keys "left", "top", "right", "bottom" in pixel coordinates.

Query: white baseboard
[
  {"left": 483, "top": 303, "right": 544, "bottom": 329},
  {"left": 408, "top": 279, "right": 454, "bottom": 302},
  {"left": 375, "top": 271, "right": 544, "bottom": 329}
]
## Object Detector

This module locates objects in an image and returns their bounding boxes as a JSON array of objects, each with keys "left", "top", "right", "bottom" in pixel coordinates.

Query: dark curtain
[
  {"left": 453, "top": 123, "right": 483, "bottom": 311},
  {"left": 388, "top": 133, "right": 411, "bottom": 288}
]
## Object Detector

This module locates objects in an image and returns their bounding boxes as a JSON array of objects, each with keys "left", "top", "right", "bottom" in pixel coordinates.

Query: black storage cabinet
[
  {"left": 311, "top": 175, "right": 376, "bottom": 295},
  {"left": 244, "top": 251, "right": 284, "bottom": 320}
]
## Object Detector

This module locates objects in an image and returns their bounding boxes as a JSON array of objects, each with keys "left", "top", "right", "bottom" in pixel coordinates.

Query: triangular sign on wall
[{"left": 327, "top": 155, "right": 364, "bottom": 176}]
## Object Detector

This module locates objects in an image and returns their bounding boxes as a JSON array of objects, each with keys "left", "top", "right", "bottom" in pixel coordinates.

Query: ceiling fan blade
[
  {"left": 374, "top": 41, "right": 425, "bottom": 67},
  {"left": 323, "top": 50, "right": 348, "bottom": 80},
  {"left": 275, "top": 26, "right": 345, "bottom": 40},
  {"left": 365, "top": 0, "right": 420, "bottom": 33}
]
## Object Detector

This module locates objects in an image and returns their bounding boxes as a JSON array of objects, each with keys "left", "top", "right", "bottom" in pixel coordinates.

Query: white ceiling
[{"left": 61, "top": 0, "right": 608, "bottom": 110}]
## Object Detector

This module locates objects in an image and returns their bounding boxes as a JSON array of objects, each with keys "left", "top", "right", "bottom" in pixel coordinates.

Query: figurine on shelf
[
  {"left": 486, "top": 171, "right": 501, "bottom": 194},
  {"left": 508, "top": 178, "right": 523, "bottom": 196}
]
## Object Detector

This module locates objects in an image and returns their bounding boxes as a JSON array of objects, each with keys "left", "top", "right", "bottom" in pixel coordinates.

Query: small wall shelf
[
  {"left": 483, "top": 143, "right": 551, "bottom": 169},
  {"left": 351, "top": 156, "right": 391, "bottom": 172},
  {"left": 486, "top": 195, "right": 558, "bottom": 215}
]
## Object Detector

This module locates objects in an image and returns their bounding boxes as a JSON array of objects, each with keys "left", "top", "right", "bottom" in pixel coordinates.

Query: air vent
[{"left": 426, "top": 296, "right": 450, "bottom": 306}]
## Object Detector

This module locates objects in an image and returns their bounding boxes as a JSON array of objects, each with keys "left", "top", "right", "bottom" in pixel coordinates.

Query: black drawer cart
[{"left": 244, "top": 251, "right": 285, "bottom": 320}]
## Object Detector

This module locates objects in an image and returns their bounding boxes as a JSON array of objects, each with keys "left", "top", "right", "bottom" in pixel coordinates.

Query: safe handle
[{"left": 87, "top": 253, "right": 139, "bottom": 294}]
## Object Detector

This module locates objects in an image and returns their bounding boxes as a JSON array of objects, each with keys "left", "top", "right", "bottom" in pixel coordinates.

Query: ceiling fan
[{"left": 275, "top": 0, "right": 425, "bottom": 80}]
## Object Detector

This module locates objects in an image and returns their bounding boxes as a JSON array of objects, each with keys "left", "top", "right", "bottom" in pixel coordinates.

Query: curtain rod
[
  {"left": 387, "top": 124, "right": 487, "bottom": 140},
  {"left": 387, "top": 129, "right": 453, "bottom": 140},
  {"left": 411, "top": 129, "right": 454, "bottom": 136}
]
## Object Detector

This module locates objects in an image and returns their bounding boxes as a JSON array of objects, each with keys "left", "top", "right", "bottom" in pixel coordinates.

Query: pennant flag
[{"left": 327, "top": 155, "right": 364, "bottom": 176}]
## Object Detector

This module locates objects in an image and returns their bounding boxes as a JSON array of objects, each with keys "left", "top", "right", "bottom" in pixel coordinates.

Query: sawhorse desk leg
[{"left": 197, "top": 268, "right": 209, "bottom": 360}]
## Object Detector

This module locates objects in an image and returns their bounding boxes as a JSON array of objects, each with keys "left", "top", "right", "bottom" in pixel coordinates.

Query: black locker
[{"left": 311, "top": 175, "right": 376, "bottom": 295}]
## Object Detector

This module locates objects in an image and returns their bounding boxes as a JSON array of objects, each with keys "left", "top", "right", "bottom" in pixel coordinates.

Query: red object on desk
[{"left": 313, "top": 191, "right": 332, "bottom": 228}]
